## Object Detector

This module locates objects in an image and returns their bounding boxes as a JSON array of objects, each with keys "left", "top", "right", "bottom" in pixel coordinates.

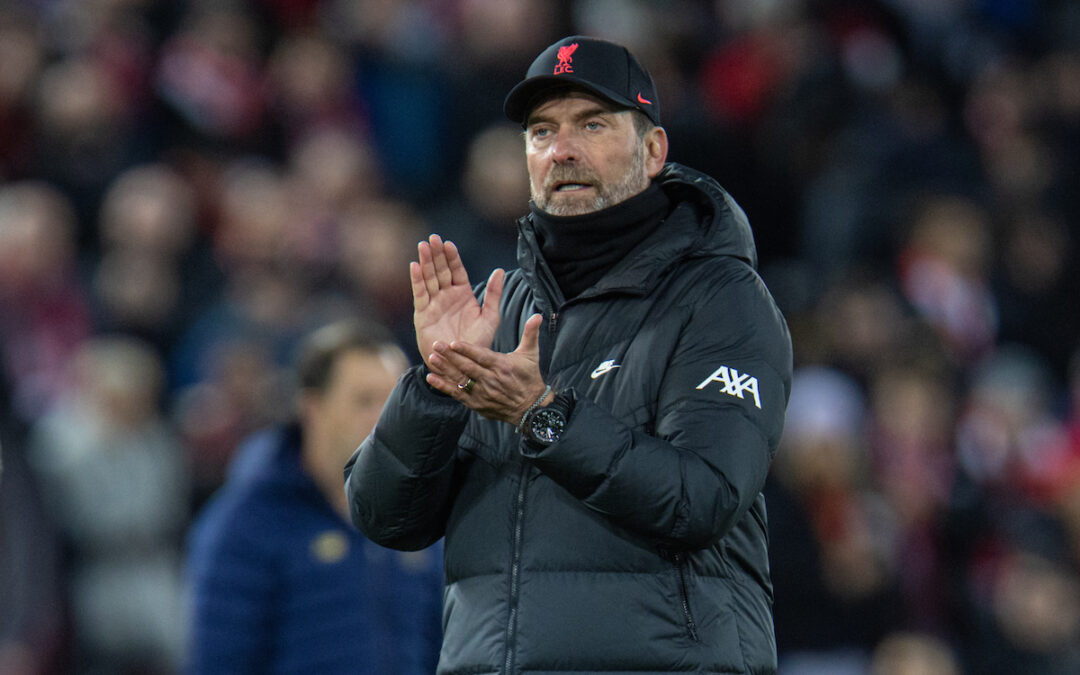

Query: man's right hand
[{"left": 411, "top": 234, "right": 504, "bottom": 376}]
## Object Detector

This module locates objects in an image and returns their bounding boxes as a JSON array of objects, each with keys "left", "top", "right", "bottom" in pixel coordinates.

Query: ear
[{"left": 644, "top": 126, "right": 668, "bottom": 178}]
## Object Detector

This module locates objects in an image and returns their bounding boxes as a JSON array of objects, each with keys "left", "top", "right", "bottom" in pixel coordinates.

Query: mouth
[{"left": 554, "top": 182, "right": 593, "bottom": 192}]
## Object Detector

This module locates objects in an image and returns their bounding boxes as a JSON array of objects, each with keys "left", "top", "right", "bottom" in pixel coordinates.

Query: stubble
[{"left": 532, "top": 140, "right": 649, "bottom": 216}]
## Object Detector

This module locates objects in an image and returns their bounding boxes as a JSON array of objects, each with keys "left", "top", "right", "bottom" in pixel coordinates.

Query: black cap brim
[{"left": 504, "top": 75, "right": 646, "bottom": 126}]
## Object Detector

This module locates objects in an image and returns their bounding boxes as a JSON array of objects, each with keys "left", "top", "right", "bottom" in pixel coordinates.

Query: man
[
  {"left": 186, "top": 320, "right": 443, "bottom": 674},
  {"left": 346, "top": 36, "right": 792, "bottom": 674}
]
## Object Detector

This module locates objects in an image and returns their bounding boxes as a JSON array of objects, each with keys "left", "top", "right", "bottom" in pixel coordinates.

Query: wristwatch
[{"left": 521, "top": 390, "right": 574, "bottom": 449}]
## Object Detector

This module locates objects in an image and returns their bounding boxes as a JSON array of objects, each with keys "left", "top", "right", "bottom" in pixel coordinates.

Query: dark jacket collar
[
  {"left": 516, "top": 162, "right": 759, "bottom": 303},
  {"left": 527, "top": 183, "right": 670, "bottom": 300}
]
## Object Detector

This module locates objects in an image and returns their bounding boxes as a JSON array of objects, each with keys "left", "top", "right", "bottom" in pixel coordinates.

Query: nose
[{"left": 550, "top": 129, "right": 579, "bottom": 163}]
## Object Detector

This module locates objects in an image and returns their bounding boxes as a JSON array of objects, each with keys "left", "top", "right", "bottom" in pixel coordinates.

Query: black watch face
[{"left": 529, "top": 408, "right": 566, "bottom": 445}]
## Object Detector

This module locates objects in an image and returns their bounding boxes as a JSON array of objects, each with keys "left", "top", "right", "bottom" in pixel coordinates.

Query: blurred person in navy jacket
[{"left": 184, "top": 319, "right": 443, "bottom": 674}]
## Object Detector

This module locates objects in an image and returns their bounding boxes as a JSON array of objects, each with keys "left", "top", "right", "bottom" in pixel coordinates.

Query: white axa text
[{"left": 695, "top": 365, "right": 761, "bottom": 409}]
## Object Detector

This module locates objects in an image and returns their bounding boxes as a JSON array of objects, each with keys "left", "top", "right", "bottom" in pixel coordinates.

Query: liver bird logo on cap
[{"left": 553, "top": 43, "right": 578, "bottom": 74}]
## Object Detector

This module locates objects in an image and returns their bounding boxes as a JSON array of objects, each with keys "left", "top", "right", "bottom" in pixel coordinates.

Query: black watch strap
[
  {"left": 544, "top": 389, "right": 574, "bottom": 419},
  {"left": 522, "top": 389, "right": 575, "bottom": 449}
]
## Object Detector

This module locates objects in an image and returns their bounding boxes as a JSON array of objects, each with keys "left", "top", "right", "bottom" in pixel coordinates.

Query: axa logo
[
  {"left": 554, "top": 43, "right": 578, "bottom": 74},
  {"left": 590, "top": 359, "right": 621, "bottom": 379},
  {"left": 696, "top": 365, "right": 761, "bottom": 409}
]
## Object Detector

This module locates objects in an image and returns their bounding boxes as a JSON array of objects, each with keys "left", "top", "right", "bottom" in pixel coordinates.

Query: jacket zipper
[
  {"left": 503, "top": 462, "right": 530, "bottom": 674},
  {"left": 673, "top": 552, "right": 700, "bottom": 642},
  {"left": 548, "top": 311, "right": 558, "bottom": 334}
]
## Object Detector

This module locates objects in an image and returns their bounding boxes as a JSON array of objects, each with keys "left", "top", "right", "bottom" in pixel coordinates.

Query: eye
[{"left": 585, "top": 121, "right": 601, "bottom": 131}]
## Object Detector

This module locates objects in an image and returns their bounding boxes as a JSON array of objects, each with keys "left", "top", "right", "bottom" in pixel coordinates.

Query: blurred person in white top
[{"left": 29, "top": 336, "right": 189, "bottom": 674}]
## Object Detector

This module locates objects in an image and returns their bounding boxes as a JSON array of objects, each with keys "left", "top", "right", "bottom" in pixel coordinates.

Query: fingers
[
  {"left": 442, "top": 310, "right": 537, "bottom": 371},
  {"left": 426, "top": 341, "right": 468, "bottom": 384},
  {"left": 424, "top": 365, "right": 480, "bottom": 402},
  {"left": 410, "top": 261, "right": 428, "bottom": 311},
  {"left": 417, "top": 238, "right": 440, "bottom": 298},
  {"left": 418, "top": 234, "right": 465, "bottom": 297},
  {"left": 482, "top": 268, "right": 505, "bottom": 315},
  {"left": 445, "top": 240, "right": 470, "bottom": 287},
  {"left": 515, "top": 313, "right": 543, "bottom": 357},
  {"left": 429, "top": 235, "right": 453, "bottom": 289},
  {"left": 424, "top": 369, "right": 462, "bottom": 398},
  {"left": 439, "top": 339, "right": 496, "bottom": 371},
  {"left": 426, "top": 350, "right": 512, "bottom": 424}
]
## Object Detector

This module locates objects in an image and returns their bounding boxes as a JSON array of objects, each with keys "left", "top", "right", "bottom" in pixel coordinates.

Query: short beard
[{"left": 532, "top": 141, "right": 649, "bottom": 216}]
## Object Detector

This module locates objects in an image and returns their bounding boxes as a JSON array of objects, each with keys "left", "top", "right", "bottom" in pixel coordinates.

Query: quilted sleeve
[
  {"left": 522, "top": 262, "right": 792, "bottom": 549},
  {"left": 345, "top": 365, "right": 469, "bottom": 551}
]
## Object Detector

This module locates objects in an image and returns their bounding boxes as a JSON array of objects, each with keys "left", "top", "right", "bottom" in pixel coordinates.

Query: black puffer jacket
[{"left": 346, "top": 163, "right": 792, "bottom": 674}]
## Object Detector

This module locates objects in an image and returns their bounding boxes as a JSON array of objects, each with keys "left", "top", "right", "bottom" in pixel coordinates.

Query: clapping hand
[
  {"left": 427, "top": 313, "right": 550, "bottom": 425},
  {"left": 411, "top": 234, "right": 504, "bottom": 376},
  {"left": 411, "top": 235, "right": 549, "bottom": 425}
]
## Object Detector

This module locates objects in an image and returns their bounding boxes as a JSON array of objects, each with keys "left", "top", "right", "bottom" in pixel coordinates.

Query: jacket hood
[{"left": 655, "top": 162, "right": 758, "bottom": 270}]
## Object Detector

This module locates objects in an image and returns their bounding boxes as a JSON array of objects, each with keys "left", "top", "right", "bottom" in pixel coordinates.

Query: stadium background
[{"left": 1, "top": 0, "right": 1079, "bottom": 673}]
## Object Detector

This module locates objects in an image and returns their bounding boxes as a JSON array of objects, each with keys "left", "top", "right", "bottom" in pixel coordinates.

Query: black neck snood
[{"left": 529, "top": 182, "right": 670, "bottom": 299}]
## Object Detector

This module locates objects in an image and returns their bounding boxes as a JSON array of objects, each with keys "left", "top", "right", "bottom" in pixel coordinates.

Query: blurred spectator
[
  {"left": 167, "top": 156, "right": 363, "bottom": 499},
  {"left": 0, "top": 6, "right": 44, "bottom": 180},
  {"left": 27, "top": 336, "right": 189, "bottom": 674},
  {"left": 870, "top": 631, "right": 960, "bottom": 675},
  {"left": 207, "top": 159, "right": 295, "bottom": 271},
  {"left": 0, "top": 181, "right": 92, "bottom": 423},
  {"left": 287, "top": 124, "right": 383, "bottom": 216},
  {"left": 32, "top": 53, "right": 139, "bottom": 238},
  {"left": 793, "top": 70, "right": 976, "bottom": 285},
  {"left": 946, "top": 347, "right": 1077, "bottom": 670},
  {"left": 767, "top": 366, "right": 903, "bottom": 672},
  {"left": 320, "top": 0, "right": 452, "bottom": 201},
  {"left": 285, "top": 125, "right": 384, "bottom": 278},
  {"left": 265, "top": 31, "right": 364, "bottom": 144},
  {"left": 993, "top": 209, "right": 1079, "bottom": 375},
  {"left": 700, "top": 0, "right": 810, "bottom": 129},
  {"left": 897, "top": 195, "right": 998, "bottom": 365},
  {"left": 154, "top": 4, "right": 269, "bottom": 152},
  {"left": 92, "top": 162, "right": 207, "bottom": 357},
  {"left": 440, "top": 0, "right": 558, "bottom": 180},
  {"left": 335, "top": 197, "right": 427, "bottom": 354},
  {"left": 800, "top": 274, "right": 918, "bottom": 381},
  {"left": 963, "top": 61, "right": 1058, "bottom": 210},
  {"left": 866, "top": 362, "right": 958, "bottom": 633},
  {"left": 172, "top": 331, "right": 288, "bottom": 509},
  {"left": 184, "top": 319, "right": 442, "bottom": 674},
  {"left": 425, "top": 122, "right": 529, "bottom": 275},
  {"left": 97, "top": 162, "right": 197, "bottom": 260},
  {"left": 959, "top": 509, "right": 1080, "bottom": 674},
  {"left": 169, "top": 159, "right": 321, "bottom": 390},
  {"left": 0, "top": 426, "right": 65, "bottom": 675},
  {"left": 1052, "top": 350, "right": 1080, "bottom": 568},
  {"left": 953, "top": 344, "right": 1070, "bottom": 505}
]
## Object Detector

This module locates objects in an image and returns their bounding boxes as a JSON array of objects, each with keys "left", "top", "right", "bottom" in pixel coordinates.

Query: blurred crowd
[{"left": 0, "top": 0, "right": 1078, "bottom": 674}]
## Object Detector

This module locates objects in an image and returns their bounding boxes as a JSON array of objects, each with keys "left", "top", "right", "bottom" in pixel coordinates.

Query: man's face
[
  {"left": 525, "top": 92, "right": 664, "bottom": 216},
  {"left": 310, "top": 348, "right": 403, "bottom": 464}
]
